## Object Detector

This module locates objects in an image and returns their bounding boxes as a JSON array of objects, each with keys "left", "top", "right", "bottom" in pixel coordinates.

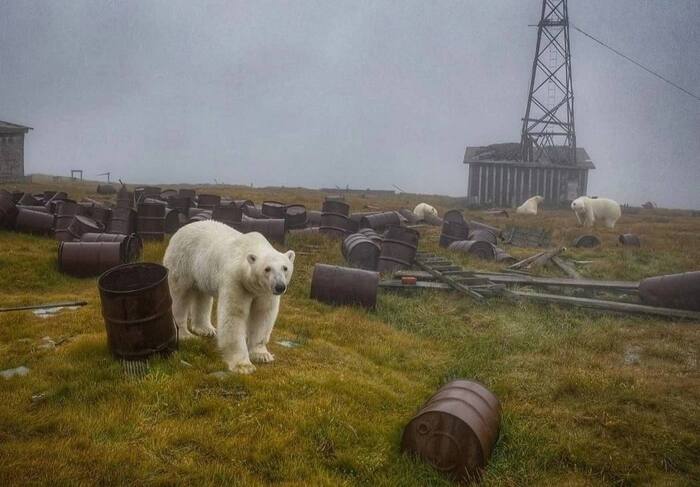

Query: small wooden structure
[{"left": 0, "top": 121, "right": 32, "bottom": 181}]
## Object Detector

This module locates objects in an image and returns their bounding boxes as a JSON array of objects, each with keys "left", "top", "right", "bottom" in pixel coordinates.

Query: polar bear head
[
  {"left": 571, "top": 196, "right": 587, "bottom": 213},
  {"left": 533, "top": 195, "right": 544, "bottom": 205},
  {"left": 246, "top": 249, "right": 295, "bottom": 296}
]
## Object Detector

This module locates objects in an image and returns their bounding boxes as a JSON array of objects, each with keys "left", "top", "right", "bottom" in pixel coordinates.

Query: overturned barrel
[
  {"left": 322, "top": 200, "right": 350, "bottom": 216},
  {"left": 468, "top": 229, "right": 498, "bottom": 245},
  {"left": 360, "top": 211, "right": 402, "bottom": 233},
  {"left": 212, "top": 204, "right": 243, "bottom": 226},
  {"left": 284, "top": 204, "right": 307, "bottom": 229},
  {"left": 197, "top": 194, "right": 221, "bottom": 210},
  {"left": 98, "top": 262, "right": 178, "bottom": 360},
  {"left": 67, "top": 215, "right": 104, "bottom": 241},
  {"left": 81, "top": 232, "right": 143, "bottom": 262},
  {"left": 448, "top": 240, "right": 496, "bottom": 260},
  {"left": 306, "top": 210, "right": 322, "bottom": 227},
  {"left": 342, "top": 233, "right": 381, "bottom": 271},
  {"left": 178, "top": 188, "right": 197, "bottom": 200},
  {"left": 320, "top": 212, "right": 357, "bottom": 239},
  {"left": 235, "top": 218, "right": 286, "bottom": 244},
  {"left": 54, "top": 200, "right": 79, "bottom": 241},
  {"left": 15, "top": 208, "right": 55, "bottom": 235},
  {"left": 58, "top": 241, "right": 124, "bottom": 277},
  {"left": 439, "top": 220, "right": 469, "bottom": 248},
  {"left": 423, "top": 213, "right": 444, "bottom": 226},
  {"left": 262, "top": 200, "right": 287, "bottom": 219},
  {"left": 468, "top": 220, "right": 501, "bottom": 239},
  {"left": 310, "top": 264, "right": 378, "bottom": 309},
  {"left": 401, "top": 379, "right": 501, "bottom": 483},
  {"left": 618, "top": 234, "right": 641, "bottom": 247},
  {"left": 443, "top": 209, "right": 465, "bottom": 224},
  {"left": 378, "top": 225, "right": 419, "bottom": 273},
  {"left": 493, "top": 247, "right": 516, "bottom": 264},
  {"left": 358, "top": 227, "right": 383, "bottom": 244},
  {"left": 572, "top": 234, "right": 601, "bottom": 248},
  {"left": 398, "top": 208, "right": 421, "bottom": 225},
  {"left": 639, "top": 271, "right": 700, "bottom": 311}
]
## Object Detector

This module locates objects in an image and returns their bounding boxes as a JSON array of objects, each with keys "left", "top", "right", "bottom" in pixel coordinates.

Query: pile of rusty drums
[
  {"left": 440, "top": 211, "right": 513, "bottom": 262},
  {"left": 340, "top": 225, "right": 420, "bottom": 273}
]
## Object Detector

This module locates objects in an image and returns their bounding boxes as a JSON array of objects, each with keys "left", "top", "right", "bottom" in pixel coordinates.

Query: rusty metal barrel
[
  {"left": 0, "top": 190, "right": 18, "bottom": 228},
  {"left": 89, "top": 205, "right": 112, "bottom": 228},
  {"left": 55, "top": 199, "right": 79, "bottom": 241},
  {"left": 285, "top": 204, "right": 307, "bottom": 229},
  {"left": 468, "top": 220, "right": 501, "bottom": 239},
  {"left": 137, "top": 201, "right": 166, "bottom": 240},
  {"left": 233, "top": 199, "right": 254, "bottom": 209},
  {"left": 17, "top": 193, "right": 40, "bottom": 206},
  {"left": 378, "top": 225, "right": 419, "bottom": 273},
  {"left": 350, "top": 212, "right": 378, "bottom": 225},
  {"left": 440, "top": 220, "right": 470, "bottom": 248},
  {"left": 67, "top": 215, "right": 104, "bottom": 240},
  {"left": 307, "top": 210, "right": 322, "bottom": 227},
  {"left": 423, "top": 213, "right": 444, "bottom": 226},
  {"left": 493, "top": 247, "right": 516, "bottom": 264},
  {"left": 320, "top": 212, "right": 357, "bottom": 239},
  {"left": 322, "top": 200, "right": 350, "bottom": 216},
  {"left": 197, "top": 193, "right": 221, "bottom": 210},
  {"left": 169, "top": 196, "right": 192, "bottom": 213},
  {"left": 97, "top": 184, "right": 116, "bottom": 195},
  {"left": 165, "top": 209, "right": 187, "bottom": 234},
  {"left": 178, "top": 188, "right": 197, "bottom": 200},
  {"left": 342, "top": 233, "right": 381, "bottom": 270},
  {"left": 58, "top": 241, "right": 124, "bottom": 277},
  {"left": 109, "top": 207, "right": 136, "bottom": 235},
  {"left": 15, "top": 208, "right": 55, "bottom": 235},
  {"left": 16, "top": 204, "right": 50, "bottom": 213},
  {"left": 358, "top": 227, "right": 383, "bottom": 244},
  {"left": 262, "top": 200, "right": 287, "bottom": 219},
  {"left": 98, "top": 262, "right": 178, "bottom": 360},
  {"left": 212, "top": 204, "right": 243, "bottom": 226},
  {"left": 242, "top": 204, "right": 265, "bottom": 219},
  {"left": 398, "top": 208, "right": 420, "bottom": 225},
  {"left": 116, "top": 186, "right": 134, "bottom": 209},
  {"left": 618, "top": 234, "right": 641, "bottom": 247},
  {"left": 360, "top": 212, "right": 402, "bottom": 233},
  {"left": 235, "top": 218, "right": 286, "bottom": 244},
  {"left": 310, "top": 264, "right": 378, "bottom": 309},
  {"left": 572, "top": 234, "right": 601, "bottom": 248},
  {"left": 159, "top": 189, "right": 178, "bottom": 201},
  {"left": 401, "top": 379, "right": 501, "bottom": 483},
  {"left": 45, "top": 191, "right": 68, "bottom": 213},
  {"left": 639, "top": 271, "right": 700, "bottom": 311},
  {"left": 81, "top": 232, "right": 143, "bottom": 262},
  {"left": 443, "top": 209, "right": 465, "bottom": 224},
  {"left": 187, "top": 209, "right": 213, "bottom": 224},
  {"left": 468, "top": 229, "right": 498, "bottom": 245},
  {"left": 448, "top": 240, "right": 496, "bottom": 260}
]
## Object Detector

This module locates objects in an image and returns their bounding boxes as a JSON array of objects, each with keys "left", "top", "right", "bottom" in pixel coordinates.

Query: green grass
[{"left": 0, "top": 180, "right": 698, "bottom": 485}]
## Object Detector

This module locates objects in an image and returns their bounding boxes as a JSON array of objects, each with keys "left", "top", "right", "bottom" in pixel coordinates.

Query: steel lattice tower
[{"left": 521, "top": 0, "right": 576, "bottom": 165}]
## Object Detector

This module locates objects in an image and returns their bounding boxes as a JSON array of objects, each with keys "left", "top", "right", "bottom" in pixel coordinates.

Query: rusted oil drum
[
  {"left": 137, "top": 201, "right": 166, "bottom": 240},
  {"left": 320, "top": 212, "right": 356, "bottom": 239},
  {"left": 378, "top": 225, "right": 419, "bottom": 273},
  {"left": 0, "top": 190, "right": 18, "bottom": 228},
  {"left": 15, "top": 208, "right": 55, "bottom": 235},
  {"left": 109, "top": 207, "right": 136, "bottom": 235},
  {"left": 398, "top": 208, "right": 421, "bottom": 225},
  {"left": 285, "top": 204, "right": 307, "bottom": 229},
  {"left": 178, "top": 188, "right": 197, "bottom": 200},
  {"left": 187, "top": 209, "right": 213, "bottom": 224},
  {"left": 401, "top": 379, "right": 501, "bottom": 483},
  {"left": 90, "top": 205, "right": 112, "bottom": 228},
  {"left": 448, "top": 240, "right": 496, "bottom": 260},
  {"left": 289, "top": 226, "right": 319, "bottom": 235},
  {"left": 58, "top": 241, "right": 124, "bottom": 277},
  {"left": 493, "top": 247, "right": 516, "bottom": 264},
  {"left": 116, "top": 186, "right": 133, "bottom": 209},
  {"left": 322, "top": 200, "right": 350, "bottom": 216},
  {"left": 197, "top": 194, "right": 221, "bottom": 210},
  {"left": 16, "top": 204, "right": 50, "bottom": 213},
  {"left": 423, "top": 213, "right": 444, "bottom": 226},
  {"left": 165, "top": 208, "right": 187, "bottom": 234},
  {"left": 97, "top": 184, "right": 116, "bottom": 195},
  {"left": 212, "top": 204, "right": 243, "bottom": 226},
  {"left": 44, "top": 191, "right": 68, "bottom": 212},
  {"left": 350, "top": 212, "right": 378, "bottom": 225},
  {"left": 235, "top": 218, "right": 286, "bottom": 244},
  {"left": 242, "top": 204, "right": 265, "bottom": 219},
  {"left": 618, "top": 234, "right": 641, "bottom": 247},
  {"left": 342, "top": 233, "right": 381, "bottom": 270},
  {"left": 360, "top": 212, "right": 402, "bottom": 232},
  {"left": 17, "top": 193, "right": 40, "bottom": 206},
  {"left": 443, "top": 209, "right": 465, "bottom": 224},
  {"left": 639, "top": 271, "right": 700, "bottom": 311},
  {"left": 160, "top": 189, "right": 178, "bottom": 201},
  {"left": 310, "top": 264, "right": 378, "bottom": 309},
  {"left": 307, "top": 210, "right": 322, "bottom": 227},
  {"left": 81, "top": 232, "right": 143, "bottom": 262},
  {"left": 262, "top": 200, "right": 287, "bottom": 219},
  {"left": 67, "top": 215, "right": 104, "bottom": 240},
  {"left": 440, "top": 220, "right": 469, "bottom": 248},
  {"left": 98, "top": 262, "right": 178, "bottom": 360},
  {"left": 358, "top": 227, "right": 383, "bottom": 244},
  {"left": 233, "top": 199, "right": 254, "bottom": 209},
  {"left": 56, "top": 201, "right": 78, "bottom": 241},
  {"left": 468, "top": 229, "right": 498, "bottom": 245},
  {"left": 324, "top": 194, "right": 345, "bottom": 202},
  {"left": 468, "top": 221, "right": 501, "bottom": 239},
  {"left": 169, "top": 196, "right": 192, "bottom": 213},
  {"left": 571, "top": 234, "right": 601, "bottom": 248}
]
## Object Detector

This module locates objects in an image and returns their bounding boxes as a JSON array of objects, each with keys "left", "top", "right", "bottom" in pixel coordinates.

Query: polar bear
[
  {"left": 413, "top": 202, "right": 438, "bottom": 221},
  {"left": 163, "top": 220, "right": 295, "bottom": 374},
  {"left": 516, "top": 195, "right": 544, "bottom": 215},
  {"left": 571, "top": 196, "right": 621, "bottom": 229}
]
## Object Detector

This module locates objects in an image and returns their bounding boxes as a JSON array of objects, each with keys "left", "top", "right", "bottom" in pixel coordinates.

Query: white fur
[
  {"left": 571, "top": 196, "right": 621, "bottom": 229},
  {"left": 163, "top": 220, "right": 295, "bottom": 374},
  {"left": 413, "top": 203, "right": 438, "bottom": 221},
  {"left": 516, "top": 195, "right": 544, "bottom": 215}
]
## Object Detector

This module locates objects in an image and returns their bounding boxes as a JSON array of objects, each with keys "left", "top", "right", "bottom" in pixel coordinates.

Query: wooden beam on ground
[
  {"left": 551, "top": 256, "right": 583, "bottom": 279},
  {"left": 508, "top": 251, "right": 545, "bottom": 270},
  {"left": 526, "top": 247, "right": 566, "bottom": 270},
  {"left": 0, "top": 301, "right": 88, "bottom": 313},
  {"left": 414, "top": 258, "right": 485, "bottom": 301}
]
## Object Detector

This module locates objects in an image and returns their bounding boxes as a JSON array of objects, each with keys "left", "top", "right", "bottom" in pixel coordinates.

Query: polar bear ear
[
  {"left": 285, "top": 250, "right": 295, "bottom": 263},
  {"left": 247, "top": 254, "right": 257, "bottom": 265}
]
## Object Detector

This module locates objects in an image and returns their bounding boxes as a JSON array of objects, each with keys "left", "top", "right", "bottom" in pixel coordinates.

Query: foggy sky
[{"left": 1, "top": 0, "right": 699, "bottom": 208}]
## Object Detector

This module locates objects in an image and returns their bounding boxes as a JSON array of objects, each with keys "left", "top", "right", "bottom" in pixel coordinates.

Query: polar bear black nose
[{"left": 274, "top": 283, "right": 286, "bottom": 295}]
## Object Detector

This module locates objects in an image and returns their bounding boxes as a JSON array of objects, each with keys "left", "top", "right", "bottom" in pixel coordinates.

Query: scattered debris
[
  {"left": 0, "top": 300, "right": 87, "bottom": 314},
  {"left": 618, "top": 234, "right": 641, "bottom": 247},
  {"left": 32, "top": 305, "right": 83, "bottom": 318},
  {"left": 1, "top": 366, "right": 30, "bottom": 379},
  {"left": 641, "top": 201, "right": 657, "bottom": 209},
  {"left": 502, "top": 225, "right": 551, "bottom": 247},
  {"left": 275, "top": 340, "right": 301, "bottom": 348},
  {"left": 525, "top": 247, "right": 566, "bottom": 270},
  {"left": 571, "top": 234, "right": 601, "bottom": 248},
  {"left": 551, "top": 256, "right": 582, "bottom": 279},
  {"left": 180, "top": 360, "right": 193, "bottom": 367}
]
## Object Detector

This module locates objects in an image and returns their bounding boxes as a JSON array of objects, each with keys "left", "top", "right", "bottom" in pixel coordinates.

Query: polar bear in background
[
  {"left": 516, "top": 195, "right": 545, "bottom": 215},
  {"left": 163, "top": 220, "right": 295, "bottom": 374},
  {"left": 571, "top": 196, "right": 621, "bottom": 229},
  {"left": 413, "top": 202, "right": 438, "bottom": 221}
]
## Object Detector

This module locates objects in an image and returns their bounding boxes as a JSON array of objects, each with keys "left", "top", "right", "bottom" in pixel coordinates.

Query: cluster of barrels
[
  {"left": 439, "top": 210, "right": 514, "bottom": 263},
  {"left": 341, "top": 225, "right": 420, "bottom": 273}
]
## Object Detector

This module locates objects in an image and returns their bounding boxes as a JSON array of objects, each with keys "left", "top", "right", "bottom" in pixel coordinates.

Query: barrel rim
[{"left": 98, "top": 262, "right": 169, "bottom": 295}]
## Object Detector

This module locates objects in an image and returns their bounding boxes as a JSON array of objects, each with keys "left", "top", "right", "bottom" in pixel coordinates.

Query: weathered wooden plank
[{"left": 551, "top": 256, "right": 582, "bottom": 279}]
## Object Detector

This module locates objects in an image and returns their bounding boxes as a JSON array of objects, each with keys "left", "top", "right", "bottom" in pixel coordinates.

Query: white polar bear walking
[
  {"left": 516, "top": 195, "right": 545, "bottom": 215},
  {"left": 163, "top": 220, "right": 295, "bottom": 374},
  {"left": 571, "top": 196, "right": 622, "bottom": 229},
  {"left": 413, "top": 202, "right": 438, "bottom": 221}
]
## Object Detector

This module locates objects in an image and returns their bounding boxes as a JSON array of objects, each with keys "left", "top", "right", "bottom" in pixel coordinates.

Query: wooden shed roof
[
  {"left": 0, "top": 121, "right": 32, "bottom": 134},
  {"left": 464, "top": 143, "right": 595, "bottom": 170}
]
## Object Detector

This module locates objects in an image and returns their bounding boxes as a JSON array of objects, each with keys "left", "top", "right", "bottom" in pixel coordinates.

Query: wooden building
[
  {"left": 0, "top": 121, "right": 32, "bottom": 181},
  {"left": 463, "top": 143, "right": 594, "bottom": 207}
]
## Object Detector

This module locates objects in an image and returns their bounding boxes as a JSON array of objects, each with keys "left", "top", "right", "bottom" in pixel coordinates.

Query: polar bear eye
[
  {"left": 264, "top": 266, "right": 271, "bottom": 273},
  {"left": 283, "top": 266, "right": 288, "bottom": 272}
]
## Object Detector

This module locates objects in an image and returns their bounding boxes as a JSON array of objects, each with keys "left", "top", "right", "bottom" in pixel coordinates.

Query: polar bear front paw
[
  {"left": 250, "top": 349, "right": 275, "bottom": 363},
  {"left": 228, "top": 360, "right": 257, "bottom": 374},
  {"left": 190, "top": 323, "right": 217, "bottom": 337}
]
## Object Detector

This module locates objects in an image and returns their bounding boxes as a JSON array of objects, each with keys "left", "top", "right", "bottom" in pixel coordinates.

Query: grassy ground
[{"left": 0, "top": 179, "right": 698, "bottom": 486}]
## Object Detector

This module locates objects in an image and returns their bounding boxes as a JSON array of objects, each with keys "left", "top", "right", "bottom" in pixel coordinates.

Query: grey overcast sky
[{"left": 1, "top": 0, "right": 699, "bottom": 208}]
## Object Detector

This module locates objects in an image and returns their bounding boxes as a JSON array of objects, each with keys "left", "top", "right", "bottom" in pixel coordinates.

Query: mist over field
[{"left": 1, "top": 0, "right": 698, "bottom": 207}]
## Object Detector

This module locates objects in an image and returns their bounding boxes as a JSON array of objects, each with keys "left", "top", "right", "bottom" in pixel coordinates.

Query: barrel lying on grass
[
  {"left": 342, "top": 233, "right": 381, "bottom": 270},
  {"left": 448, "top": 240, "right": 496, "bottom": 260},
  {"left": 359, "top": 211, "right": 401, "bottom": 233},
  {"left": 639, "top": 271, "right": 700, "bottom": 311},
  {"left": 439, "top": 220, "right": 469, "bottom": 248},
  {"left": 378, "top": 225, "right": 419, "bottom": 273},
  {"left": 310, "top": 264, "right": 378, "bottom": 309},
  {"left": 619, "top": 234, "right": 641, "bottom": 247},
  {"left": 401, "top": 379, "right": 501, "bottom": 483}
]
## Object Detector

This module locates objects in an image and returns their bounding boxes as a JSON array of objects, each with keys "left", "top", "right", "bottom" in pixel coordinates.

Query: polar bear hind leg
[
  {"left": 247, "top": 296, "right": 279, "bottom": 363},
  {"left": 189, "top": 291, "right": 216, "bottom": 337}
]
